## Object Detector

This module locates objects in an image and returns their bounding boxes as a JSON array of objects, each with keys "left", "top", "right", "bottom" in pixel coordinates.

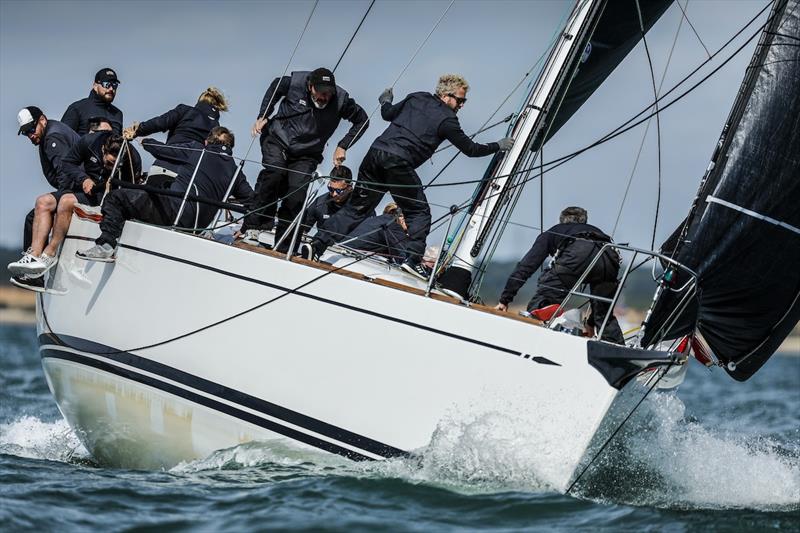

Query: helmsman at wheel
[
  {"left": 242, "top": 67, "right": 369, "bottom": 253},
  {"left": 306, "top": 74, "right": 513, "bottom": 279},
  {"left": 495, "top": 206, "right": 625, "bottom": 345}
]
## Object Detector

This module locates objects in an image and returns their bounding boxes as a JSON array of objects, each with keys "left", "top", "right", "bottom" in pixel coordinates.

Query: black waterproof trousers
[
  {"left": 243, "top": 136, "right": 318, "bottom": 251},
  {"left": 97, "top": 189, "right": 178, "bottom": 247},
  {"left": 313, "top": 148, "right": 431, "bottom": 263},
  {"left": 527, "top": 269, "right": 625, "bottom": 344}
]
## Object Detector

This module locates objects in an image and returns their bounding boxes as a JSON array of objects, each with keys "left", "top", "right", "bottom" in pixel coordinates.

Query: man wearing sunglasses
[
  {"left": 304, "top": 74, "right": 513, "bottom": 280},
  {"left": 6, "top": 106, "right": 79, "bottom": 292},
  {"left": 61, "top": 68, "right": 124, "bottom": 135},
  {"left": 300, "top": 165, "right": 370, "bottom": 236}
]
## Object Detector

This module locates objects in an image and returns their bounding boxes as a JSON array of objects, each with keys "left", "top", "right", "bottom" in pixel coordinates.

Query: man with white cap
[
  {"left": 61, "top": 67, "right": 124, "bottom": 135},
  {"left": 7, "top": 106, "right": 79, "bottom": 292}
]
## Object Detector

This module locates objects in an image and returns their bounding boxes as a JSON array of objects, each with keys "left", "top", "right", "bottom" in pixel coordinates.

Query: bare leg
[
  {"left": 30, "top": 193, "right": 57, "bottom": 256},
  {"left": 42, "top": 194, "right": 77, "bottom": 257}
]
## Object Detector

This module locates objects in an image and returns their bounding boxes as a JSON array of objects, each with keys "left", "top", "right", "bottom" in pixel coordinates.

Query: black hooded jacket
[
  {"left": 371, "top": 92, "right": 499, "bottom": 169},
  {"left": 141, "top": 139, "right": 253, "bottom": 228},
  {"left": 499, "top": 223, "right": 619, "bottom": 305},
  {"left": 136, "top": 101, "right": 220, "bottom": 145},
  {"left": 61, "top": 90, "right": 123, "bottom": 135},
  {"left": 258, "top": 71, "right": 369, "bottom": 159},
  {"left": 37, "top": 119, "right": 80, "bottom": 189}
]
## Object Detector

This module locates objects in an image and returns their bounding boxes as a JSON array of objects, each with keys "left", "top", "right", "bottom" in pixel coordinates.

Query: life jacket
[
  {"left": 268, "top": 71, "right": 350, "bottom": 158},
  {"left": 552, "top": 231, "right": 620, "bottom": 283}
]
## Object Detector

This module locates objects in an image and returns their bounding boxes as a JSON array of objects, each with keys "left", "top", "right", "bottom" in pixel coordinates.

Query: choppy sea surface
[{"left": 1, "top": 323, "right": 798, "bottom": 531}]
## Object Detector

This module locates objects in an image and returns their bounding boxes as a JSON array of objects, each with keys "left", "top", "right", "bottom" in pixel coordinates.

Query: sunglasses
[
  {"left": 328, "top": 186, "right": 350, "bottom": 196},
  {"left": 447, "top": 93, "right": 467, "bottom": 105},
  {"left": 98, "top": 81, "right": 119, "bottom": 90}
]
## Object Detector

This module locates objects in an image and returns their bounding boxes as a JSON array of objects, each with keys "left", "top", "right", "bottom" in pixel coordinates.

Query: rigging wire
[
  {"left": 343, "top": 0, "right": 456, "bottom": 151},
  {"left": 635, "top": 0, "right": 664, "bottom": 250},
  {"left": 565, "top": 362, "right": 675, "bottom": 495},
  {"left": 612, "top": 0, "right": 686, "bottom": 238},
  {"left": 332, "top": 0, "right": 376, "bottom": 73},
  {"left": 676, "top": 0, "right": 712, "bottom": 58}
]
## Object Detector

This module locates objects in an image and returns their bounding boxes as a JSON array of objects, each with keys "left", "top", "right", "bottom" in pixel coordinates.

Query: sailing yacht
[{"left": 34, "top": 0, "right": 799, "bottom": 492}]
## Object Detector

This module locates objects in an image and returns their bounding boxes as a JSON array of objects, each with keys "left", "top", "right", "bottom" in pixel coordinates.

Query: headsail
[
  {"left": 642, "top": 0, "right": 800, "bottom": 381},
  {"left": 438, "top": 0, "right": 673, "bottom": 298}
]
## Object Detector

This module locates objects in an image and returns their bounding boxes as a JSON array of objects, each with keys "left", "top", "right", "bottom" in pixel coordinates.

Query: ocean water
[{"left": 1, "top": 323, "right": 798, "bottom": 531}]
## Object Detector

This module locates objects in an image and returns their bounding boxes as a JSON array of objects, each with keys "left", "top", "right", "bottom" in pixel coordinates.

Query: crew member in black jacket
[
  {"left": 7, "top": 106, "right": 79, "bottom": 291},
  {"left": 123, "top": 87, "right": 229, "bottom": 180},
  {"left": 242, "top": 67, "right": 369, "bottom": 252},
  {"left": 495, "top": 207, "right": 625, "bottom": 344},
  {"left": 9, "top": 129, "right": 140, "bottom": 284},
  {"left": 343, "top": 203, "right": 408, "bottom": 261},
  {"left": 61, "top": 68, "right": 124, "bottom": 134},
  {"left": 305, "top": 74, "right": 513, "bottom": 279},
  {"left": 299, "top": 165, "right": 356, "bottom": 234},
  {"left": 76, "top": 127, "right": 253, "bottom": 262}
]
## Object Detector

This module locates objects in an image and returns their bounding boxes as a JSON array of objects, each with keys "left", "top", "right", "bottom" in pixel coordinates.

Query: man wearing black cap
[
  {"left": 61, "top": 68, "right": 124, "bottom": 135},
  {"left": 7, "top": 106, "right": 80, "bottom": 292},
  {"left": 242, "top": 67, "right": 369, "bottom": 252}
]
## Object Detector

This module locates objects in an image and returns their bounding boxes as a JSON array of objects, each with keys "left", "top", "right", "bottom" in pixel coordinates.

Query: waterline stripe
[{"left": 39, "top": 332, "right": 409, "bottom": 460}]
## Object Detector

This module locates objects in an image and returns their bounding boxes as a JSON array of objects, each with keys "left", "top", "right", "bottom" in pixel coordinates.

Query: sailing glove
[
  {"left": 378, "top": 88, "right": 393, "bottom": 105},
  {"left": 497, "top": 137, "right": 514, "bottom": 151}
]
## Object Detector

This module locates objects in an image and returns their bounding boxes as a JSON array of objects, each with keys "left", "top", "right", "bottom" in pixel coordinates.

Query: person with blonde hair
[
  {"left": 304, "top": 74, "right": 513, "bottom": 279},
  {"left": 122, "top": 87, "right": 229, "bottom": 183}
]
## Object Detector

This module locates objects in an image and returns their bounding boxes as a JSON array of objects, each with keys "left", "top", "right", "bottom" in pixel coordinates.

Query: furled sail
[{"left": 642, "top": 0, "right": 800, "bottom": 381}]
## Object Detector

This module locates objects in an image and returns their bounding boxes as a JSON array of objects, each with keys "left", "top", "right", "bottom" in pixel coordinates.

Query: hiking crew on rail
[{"left": 302, "top": 74, "right": 513, "bottom": 279}]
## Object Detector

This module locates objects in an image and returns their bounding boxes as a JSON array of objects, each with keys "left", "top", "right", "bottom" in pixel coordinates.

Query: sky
[{"left": 0, "top": 0, "right": 769, "bottom": 261}]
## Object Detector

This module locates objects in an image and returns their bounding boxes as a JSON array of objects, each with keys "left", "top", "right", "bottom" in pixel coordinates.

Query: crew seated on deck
[
  {"left": 76, "top": 127, "right": 253, "bottom": 262},
  {"left": 343, "top": 202, "right": 408, "bottom": 261},
  {"left": 8, "top": 106, "right": 79, "bottom": 292},
  {"left": 494, "top": 206, "right": 625, "bottom": 345},
  {"left": 8, "top": 122, "right": 140, "bottom": 286},
  {"left": 297, "top": 165, "right": 356, "bottom": 237}
]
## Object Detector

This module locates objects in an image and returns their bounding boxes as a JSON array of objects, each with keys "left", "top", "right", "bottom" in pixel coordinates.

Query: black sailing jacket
[
  {"left": 371, "top": 92, "right": 499, "bottom": 169},
  {"left": 38, "top": 119, "right": 79, "bottom": 189},
  {"left": 61, "top": 91, "right": 123, "bottom": 135},
  {"left": 61, "top": 131, "right": 141, "bottom": 192},
  {"left": 141, "top": 139, "right": 253, "bottom": 228},
  {"left": 500, "top": 222, "right": 619, "bottom": 305},
  {"left": 136, "top": 101, "right": 220, "bottom": 145},
  {"left": 258, "top": 71, "right": 369, "bottom": 159}
]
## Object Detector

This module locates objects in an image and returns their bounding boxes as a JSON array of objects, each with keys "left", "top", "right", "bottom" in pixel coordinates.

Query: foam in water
[
  {"left": 0, "top": 415, "right": 88, "bottom": 463},
  {"left": 580, "top": 392, "right": 800, "bottom": 510}
]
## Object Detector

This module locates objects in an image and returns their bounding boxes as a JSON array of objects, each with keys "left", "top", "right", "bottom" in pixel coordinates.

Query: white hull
[{"left": 37, "top": 216, "right": 686, "bottom": 490}]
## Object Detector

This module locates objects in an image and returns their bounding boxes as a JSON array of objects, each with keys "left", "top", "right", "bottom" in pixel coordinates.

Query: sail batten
[{"left": 643, "top": 0, "right": 800, "bottom": 380}]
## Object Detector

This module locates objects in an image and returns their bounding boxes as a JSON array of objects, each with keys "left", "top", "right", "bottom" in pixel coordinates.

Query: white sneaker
[
  {"left": 240, "top": 229, "right": 261, "bottom": 245},
  {"left": 75, "top": 243, "right": 116, "bottom": 262},
  {"left": 8, "top": 251, "right": 56, "bottom": 278}
]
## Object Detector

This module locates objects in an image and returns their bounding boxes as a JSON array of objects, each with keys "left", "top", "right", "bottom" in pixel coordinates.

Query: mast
[{"left": 439, "top": 0, "right": 607, "bottom": 299}]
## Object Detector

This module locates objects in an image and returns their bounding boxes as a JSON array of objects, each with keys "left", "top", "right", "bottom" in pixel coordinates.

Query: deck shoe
[
  {"left": 8, "top": 249, "right": 43, "bottom": 277},
  {"left": 14, "top": 252, "right": 57, "bottom": 279},
  {"left": 75, "top": 243, "right": 116, "bottom": 262},
  {"left": 401, "top": 261, "right": 431, "bottom": 281},
  {"left": 10, "top": 275, "right": 45, "bottom": 293}
]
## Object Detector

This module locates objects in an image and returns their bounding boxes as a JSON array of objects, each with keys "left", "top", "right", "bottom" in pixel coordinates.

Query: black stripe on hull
[
  {"left": 39, "top": 333, "right": 410, "bottom": 462},
  {"left": 63, "top": 234, "right": 561, "bottom": 364}
]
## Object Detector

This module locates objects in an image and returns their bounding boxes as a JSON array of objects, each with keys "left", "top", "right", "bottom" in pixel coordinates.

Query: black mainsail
[{"left": 642, "top": 0, "right": 800, "bottom": 381}]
